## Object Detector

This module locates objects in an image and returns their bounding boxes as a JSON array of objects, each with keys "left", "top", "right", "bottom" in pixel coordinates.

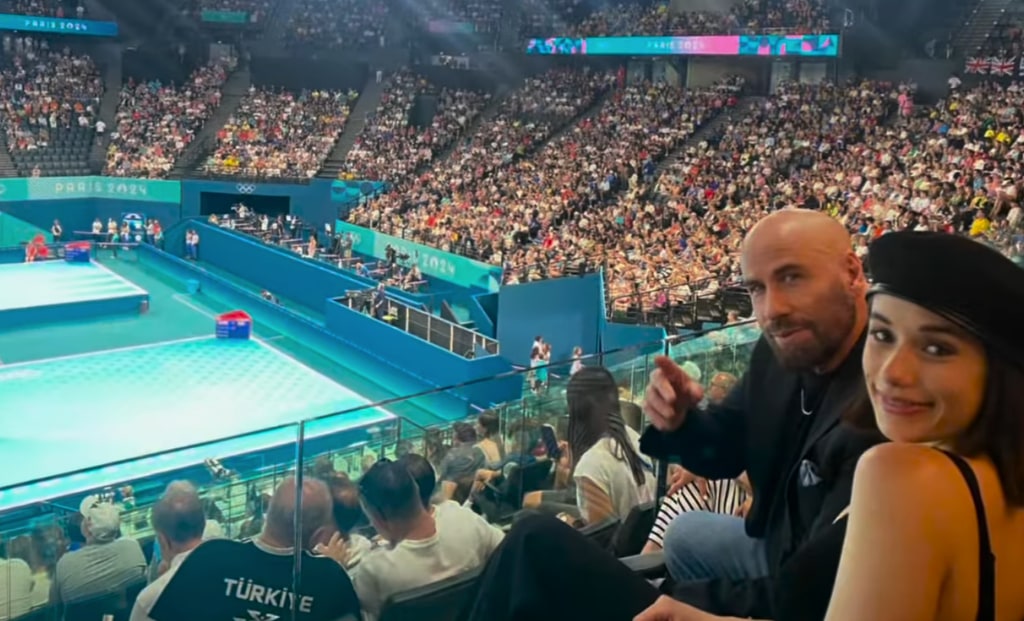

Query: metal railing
[
  {"left": 607, "top": 277, "right": 752, "bottom": 331},
  {"left": 337, "top": 293, "right": 499, "bottom": 356}
]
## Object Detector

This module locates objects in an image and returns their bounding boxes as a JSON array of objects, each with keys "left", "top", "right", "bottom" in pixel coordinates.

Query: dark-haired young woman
[{"left": 566, "top": 366, "right": 656, "bottom": 525}]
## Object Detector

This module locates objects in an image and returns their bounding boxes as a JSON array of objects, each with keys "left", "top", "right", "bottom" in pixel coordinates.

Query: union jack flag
[
  {"left": 990, "top": 56, "right": 1015, "bottom": 76},
  {"left": 965, "top": 56, "right": 989, "bottom": 74}
]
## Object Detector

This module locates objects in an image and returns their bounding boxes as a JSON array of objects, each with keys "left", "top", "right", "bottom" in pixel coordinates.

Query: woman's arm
[
  {"left": 825, "top": 444, "right": 954, "bottom": 621},
  {"left": 577, "top": 477, "right": 615, "bottom": 525}
]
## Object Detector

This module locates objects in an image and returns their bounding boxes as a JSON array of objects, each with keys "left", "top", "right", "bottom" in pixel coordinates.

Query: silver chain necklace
[{"left": 800, "top": 389, "right": 814, "bottom": 416}]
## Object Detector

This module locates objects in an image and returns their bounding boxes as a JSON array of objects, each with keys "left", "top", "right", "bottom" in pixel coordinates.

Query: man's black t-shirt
[{"left": 148, "top": 538, "right": 360, "bottom": 621}]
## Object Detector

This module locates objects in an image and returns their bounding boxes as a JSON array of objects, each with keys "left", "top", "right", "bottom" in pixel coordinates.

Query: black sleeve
[
  {"left": 807, "top": 427, "right": 883, "bottom": 537},
  {"left": 639, "top": 367, "right": 749, "bottom": 481}
]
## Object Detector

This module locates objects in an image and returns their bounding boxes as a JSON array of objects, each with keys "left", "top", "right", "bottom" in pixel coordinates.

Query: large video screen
[
  {"left": 526, "top": 34, "right": 839, "bottom": 57},
  {"left": 0, "top": 13, "right": 118, "bottom": 36}
]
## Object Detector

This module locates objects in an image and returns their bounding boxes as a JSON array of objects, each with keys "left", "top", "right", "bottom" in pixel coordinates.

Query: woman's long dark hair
[{"left": 567, "top": 366, "right": 649, "bottom": 487}]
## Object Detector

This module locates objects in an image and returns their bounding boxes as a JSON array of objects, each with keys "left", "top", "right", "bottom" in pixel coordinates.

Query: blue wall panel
[
  {"left": 1, "top": 199, "right": 94, "bottom": 236},
  {"left": 324, "top": 299, "right": 520, "bottom": 411},
  {"left": 190, "top": 221, "right": 426, "bottom": 313},
  {"left": 600, "top": 322, "right": 667, "bottom": 369},
  {"left": 496, "top": 274, "right": 604, "bottom": 367}
]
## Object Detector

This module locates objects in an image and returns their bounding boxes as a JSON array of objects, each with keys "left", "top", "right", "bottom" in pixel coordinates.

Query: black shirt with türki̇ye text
[{"left": 148, "top": 538, "right": 360, "bottom": 621}]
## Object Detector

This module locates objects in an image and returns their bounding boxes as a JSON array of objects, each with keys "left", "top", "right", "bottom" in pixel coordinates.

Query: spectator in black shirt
[{"left": 144, "top": 477, "right": 360, "bottom": 621}]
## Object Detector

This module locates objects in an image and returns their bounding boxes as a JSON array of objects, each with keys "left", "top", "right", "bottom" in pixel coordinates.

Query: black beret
[{"left": 867, "top": 231, "right": 1024, "bottom": 363}]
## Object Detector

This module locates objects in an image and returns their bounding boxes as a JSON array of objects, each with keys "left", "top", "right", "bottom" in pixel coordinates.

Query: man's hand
[
  {"left": 666, "top": 465, "right": 709, "bottom": 499},
  {"left": 734, "top": 496, "right": 753, "bottom": 518},
  {"left": 313, "top": 531, "right": 351, "bottom": 567},
  {"left": 644, "top": 356, "right": 704, "bottom": 432},
  {"left": 634, "top": 596, "right": 718, "bottom": 621}
]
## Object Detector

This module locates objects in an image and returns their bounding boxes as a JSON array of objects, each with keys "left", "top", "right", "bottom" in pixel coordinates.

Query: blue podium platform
[{"left": 0, "top": 261, "right": 149, "bottom": 330}]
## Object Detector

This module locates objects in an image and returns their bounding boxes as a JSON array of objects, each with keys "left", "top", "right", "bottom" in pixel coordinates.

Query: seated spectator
[
  {"left": 475, "top": 411, "right": 504, "bottom": 466},
  {"left": 0, "top": 538, "right": 33, "bottom": 621},
  {"left": 130, "top": 482, "right": 208, "bottom": 621},
  {"left": 437, "top": 421, "right": 487, "bottom": 501},
  {"left": 567, "top": 366, "right": 655, "bottom": 525},
  {"left": 398, "top": 453, "right": 440, "bottom": 508},
  {"left": 203, "top": 87, "right": 356, "bottom": 178},
  {"left": 349, "top": 460, "right": 503, "bottom": 621},
  {"left": 140, "top": 477, "right": 360, "bottom": 621},
  {"left": 106, "top": 58, "right": 234, "bottom": 178},
  {"left": 51, "top": 495, "right": 146, "bottom": 606}
]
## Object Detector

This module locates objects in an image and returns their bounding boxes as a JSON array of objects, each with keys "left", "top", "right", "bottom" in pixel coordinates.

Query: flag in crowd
[{"left": 964, "top": 55, "right": 1021, "bottom": 76}]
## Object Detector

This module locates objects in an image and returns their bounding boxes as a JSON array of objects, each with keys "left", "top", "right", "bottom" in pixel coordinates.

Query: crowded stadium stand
[
  {"left": 0, "top": 40, "right": 102, "bottom": 177},
  {"left": 3, "top": 0, "right": 1024, "bottom": 618}
]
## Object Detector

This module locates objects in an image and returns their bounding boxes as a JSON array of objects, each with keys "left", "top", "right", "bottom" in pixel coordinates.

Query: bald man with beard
[{"left": 458, "top": 210, "right": 887, "bottom": 621}]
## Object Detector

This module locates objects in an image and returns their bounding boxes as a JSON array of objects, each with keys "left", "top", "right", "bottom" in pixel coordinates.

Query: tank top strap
[{"left": 936, "top": 449, "right": 996, "bottom": 621}]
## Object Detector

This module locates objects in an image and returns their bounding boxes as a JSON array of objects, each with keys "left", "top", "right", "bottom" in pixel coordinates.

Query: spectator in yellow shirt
[{"left": 970, "top": 210, "right": 991, "bottom": 237}]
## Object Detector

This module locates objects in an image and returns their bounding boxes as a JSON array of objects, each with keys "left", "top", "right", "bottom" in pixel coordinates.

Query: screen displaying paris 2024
[{"left": 526, "top": 34, "right": 839, "bottom": 57}]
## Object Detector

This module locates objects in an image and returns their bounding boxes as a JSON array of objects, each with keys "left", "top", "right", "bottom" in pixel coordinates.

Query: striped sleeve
[
  {"left": 647, "top": 480, "right": 712, "bottom": 547},
  {"left": 646, "top": 479, "right": 750, "bottom": 548}
]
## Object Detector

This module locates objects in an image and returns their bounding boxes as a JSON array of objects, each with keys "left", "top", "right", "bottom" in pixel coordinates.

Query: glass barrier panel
[{"left": 0, "top": 423, "right": 304, "bottom": 621}]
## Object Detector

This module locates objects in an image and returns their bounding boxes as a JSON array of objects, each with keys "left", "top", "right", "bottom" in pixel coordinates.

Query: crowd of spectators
[
  {"left": 349, "top": 68, "right": 612, "bottom": 229},
  {"left": 343, "top": 70, "right": 491, "bottom": 182},
  {"left": 0, "top": 39, "right": 102, "bottom": 152},
  {"left": 2, "top": 0, "right": 84, "bottom": 18},
  {"left": 285, "top": 0, "right": 388, "bottom": 53},
  {"left": 202, "top": 86, "right": 358, "bottom": 178},
  {"left": 349, "top": 71, "right": 738, "bottom": 284},
  {"left": 105, "top": 58, "right": 235, "bottom": 178},
  {"left": 601, "top": 79, "right": 893, "bottom": 307}
]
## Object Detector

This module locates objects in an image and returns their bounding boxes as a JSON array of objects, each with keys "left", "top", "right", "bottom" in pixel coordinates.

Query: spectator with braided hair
[{"left": 567, "top": 366, "right": 655, "bottom": 526}]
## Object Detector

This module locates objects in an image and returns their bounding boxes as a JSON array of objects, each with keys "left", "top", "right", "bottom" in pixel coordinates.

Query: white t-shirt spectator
[
  {"left": 350, "top": 500, "right": 504, "bottom": 621},
  {"left": 574, "top": 426, "right": 655, "bottom": 522},
  {"left": 0, "top": 558, "right": 32, "bottom": 621}
]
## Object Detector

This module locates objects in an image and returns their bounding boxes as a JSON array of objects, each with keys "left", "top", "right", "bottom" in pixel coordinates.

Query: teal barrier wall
[
  {"left": 0, "top": 212, "right": 50, "bottom": 247},
  {"left": 0, "top": 176, "right": 180, "bottom": 203},
  {"left": 323, "top": 298, "right": 520, "bottom": 410},
  {"left": 184, "top": 221, "right": 426, "bottom": 313},
  {"left": 601, "top": 322, "right": 668, "bottom": 368},
  {"left": 0, "top": 177, "right": 386, "bottom": 234},
  {"left": 496, "top": 273, "right": 605, "bottom": 367},
  {"left": 335, "top": 220, "right": 503, "bottom": 292}
]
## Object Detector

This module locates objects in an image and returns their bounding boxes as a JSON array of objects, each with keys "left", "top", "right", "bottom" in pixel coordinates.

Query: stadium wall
[
  {"left": 185, "top": 221, "right": 426, "bottom": 312},
  {"left": 324, "top": 299, "right": 521, "bottom": 412},
  {"left": 496, "top": 273, "right": 604, "bottom": 367},
  {"left": 0, "top": 177, "right": 384, "bottom": 235},
  {"left": 600, "top": 322, "right": 668, "bottom": 368}
]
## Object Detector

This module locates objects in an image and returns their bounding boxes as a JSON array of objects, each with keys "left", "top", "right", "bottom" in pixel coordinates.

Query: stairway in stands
[
  {"left": 89, "top": 44, "right": 123, "bottom": 174},
  {"left": 955, "top": 0, "right": 1016, "bottom": 55},
  {"left": 655, "top": 95, "right": 763, "bottom": 172},
  {"left": 315, "top": 76, "right": 388, "bottom": 180},
  {"left": 169, "top": 67, "right": 252, "bottom": 178}
]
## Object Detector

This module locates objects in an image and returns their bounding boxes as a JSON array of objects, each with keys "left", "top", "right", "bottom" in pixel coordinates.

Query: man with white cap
[{"left": 51, "top": 495, "right": 146, "bottom": 606}]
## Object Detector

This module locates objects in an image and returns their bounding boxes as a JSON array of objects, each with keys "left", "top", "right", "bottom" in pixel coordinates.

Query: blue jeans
[{"left": 663, "top": 511, "right": 770, "bottom": 582}]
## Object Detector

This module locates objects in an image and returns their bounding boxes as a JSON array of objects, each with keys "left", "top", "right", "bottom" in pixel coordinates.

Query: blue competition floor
[
  {"left": 0, "top": 261, "right": 145, "bottom": 311},
  {"left": 0, "top": 336, "right": 394, "bottom": 509}
]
